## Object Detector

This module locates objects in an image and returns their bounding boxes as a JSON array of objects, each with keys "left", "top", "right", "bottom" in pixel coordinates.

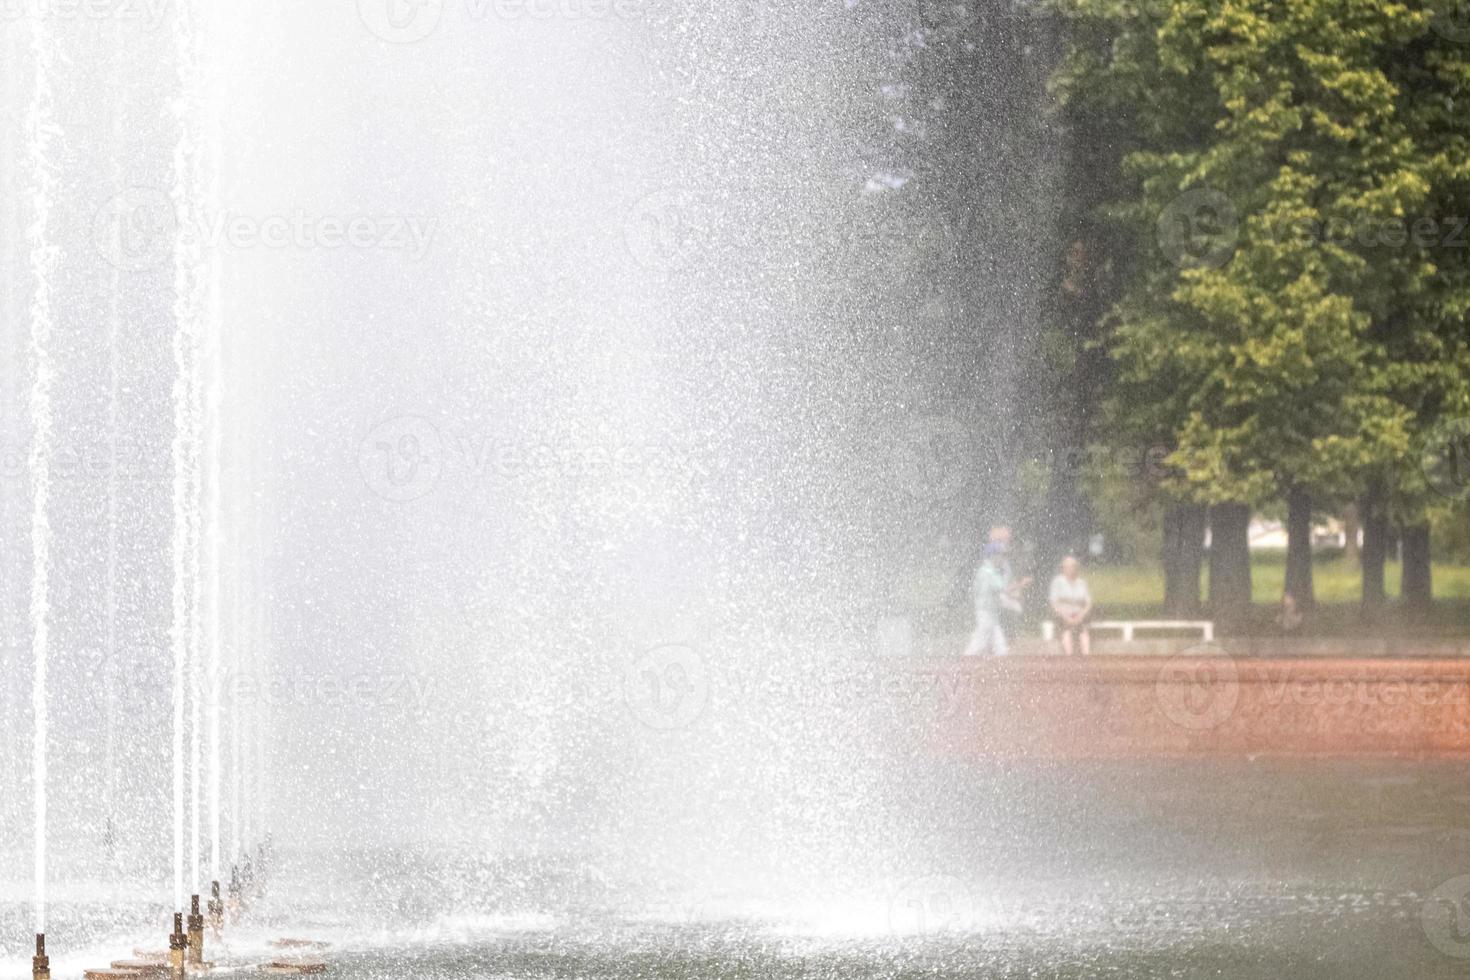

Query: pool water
[{"left": 7, "top": 760, "right": 1469, "bottom": 979}]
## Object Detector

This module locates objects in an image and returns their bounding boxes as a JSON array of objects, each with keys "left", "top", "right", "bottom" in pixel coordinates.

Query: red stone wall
[{"left": 919, "top": 657, "right": 1470, "bottom": 759}]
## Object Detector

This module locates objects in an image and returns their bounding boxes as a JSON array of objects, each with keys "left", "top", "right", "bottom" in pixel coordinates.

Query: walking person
[
  {"left": 963, "top": 539, "right": 1029, "bottom": 656},
  {"left": 1048, "top": 555, "right": 1093, "bottom": 656}
]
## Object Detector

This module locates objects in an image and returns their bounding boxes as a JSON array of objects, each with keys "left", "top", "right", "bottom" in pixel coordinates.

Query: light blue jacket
[{"left": 973, "top": 560, "right": 1022, "bottom": 617}]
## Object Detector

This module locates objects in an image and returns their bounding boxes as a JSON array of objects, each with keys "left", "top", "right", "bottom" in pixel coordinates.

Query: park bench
[{"left": 1041, "top": 619, "right": 1214, "bottom": 643}]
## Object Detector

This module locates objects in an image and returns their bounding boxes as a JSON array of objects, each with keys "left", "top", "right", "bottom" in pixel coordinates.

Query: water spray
[
  {"left": 169, "top": 0, "right": 201, "bottom": 922},
  {"left": 101, "top": 4, "right": 126, "bottom": 870},
  {"left": 24, "top": 0, "right": 59, "bottom": 954},
  {"left": 209, "top": 880, "right": 224, "bottom": 937}
]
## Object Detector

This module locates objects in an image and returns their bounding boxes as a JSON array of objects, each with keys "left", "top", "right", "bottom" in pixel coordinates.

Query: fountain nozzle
[
  {"left": 228, "top": 865, "right": 243, "bottom": 922},
  {"left": 209, "top": 880, "right": 224, "bottom": 936},
  {"left": 187, "top": 895, "right": 205, "bottom": 966},
  {"left": 169, "top": 913, "right": 187, "bottom": 980},
  {"left": 32, "top": 933, "right": 49, "bottom": 980}
]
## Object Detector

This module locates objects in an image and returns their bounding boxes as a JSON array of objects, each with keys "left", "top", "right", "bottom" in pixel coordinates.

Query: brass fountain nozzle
[
  {"left": 255, "top": 843, "right": 268, "bottom": 896},
  {"left": 187, "top": 894, "right": 205, "bottom": 966},
  {"left": 32, "top": 933, "right": 50, "bottom": 980},
  {"left": 169, "top": 913, "right": 188, "bottom": 980},
  {"left": 208, "top": 880, "right": 224, "bottom": 935},
  {"left": 228, "top": 865, "right": 244, "bottom": 921}
]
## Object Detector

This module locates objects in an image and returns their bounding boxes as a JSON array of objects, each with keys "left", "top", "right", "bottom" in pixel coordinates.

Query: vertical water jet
[
  {"left": 23, "top": 0, "right": 58, "bottom": 946},
  {"left": 102, "top": 1, "right": 126, "bottom": 870},
  {"left": 201, "top": 0, "right": 226, "bottom": 890},
  {"left": 169, "top": 0, "right": 206, "bottom": 920}
]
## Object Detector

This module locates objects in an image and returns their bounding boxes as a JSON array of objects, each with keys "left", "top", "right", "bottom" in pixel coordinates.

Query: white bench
[{"left": 1042, "top": 620, "right": 1214, "bottom": 643}]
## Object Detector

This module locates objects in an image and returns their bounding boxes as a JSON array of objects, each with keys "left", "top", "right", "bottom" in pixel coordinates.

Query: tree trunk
[
  {"left": 1360, "top": 482, "right": 1387, "bottom": 611},
  {"left": 1284, "top": 487, "right": 1315, "bottom": 611},
  {"left": 1341, "top": 503, "right": 1359, "bottom": 563},
  {"left": 1163, "top": 501, "right": 1206, "bottom": 615},
  {"left": 1401, "top": 523, "right": 1433, "bottom": 610},
  {"left": 1038, "top": 444, "right": 1091, "bottom": 589},
  {"left": 1208, "top": 503, "right": 1252, "bottom": 625}
]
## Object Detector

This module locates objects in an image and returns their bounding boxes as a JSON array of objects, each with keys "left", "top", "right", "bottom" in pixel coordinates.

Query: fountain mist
[{"left": 0, "top": 0, "right": 1060, "bottom": 952}]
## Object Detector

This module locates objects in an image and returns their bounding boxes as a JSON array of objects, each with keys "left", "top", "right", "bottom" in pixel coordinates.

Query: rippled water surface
[{"left": 6, "top": 760, "right": 1469, "bottom": 979}]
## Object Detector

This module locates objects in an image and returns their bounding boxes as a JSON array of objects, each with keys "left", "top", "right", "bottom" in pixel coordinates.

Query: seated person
[{"left": 1048, "top": 555, "right": 1093, "bottom": 656}]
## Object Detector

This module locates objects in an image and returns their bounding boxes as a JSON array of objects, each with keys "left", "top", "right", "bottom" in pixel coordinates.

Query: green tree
[
  {"left": 1052, "top": 0, "right": 1470, "bottom": 622},
  {"left": 1367, "top": 11, "right": 1470, "bottom": 609}
]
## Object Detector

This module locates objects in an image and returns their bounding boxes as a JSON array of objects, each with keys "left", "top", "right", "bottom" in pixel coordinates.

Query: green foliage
[
  {"left": 1079, "top": 451, "right": 1166, "bottom": 563},
  {"left": 1049, "top": 0, "right": 1470, "bottom": 532},
  {"left": 1088, "top": 552, "right": 1470, "bottom": 605}
]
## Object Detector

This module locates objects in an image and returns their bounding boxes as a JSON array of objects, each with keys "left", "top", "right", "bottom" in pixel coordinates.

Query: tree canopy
[{"left": 1050, "top": 0, "right": 1470, "bottom": 609}]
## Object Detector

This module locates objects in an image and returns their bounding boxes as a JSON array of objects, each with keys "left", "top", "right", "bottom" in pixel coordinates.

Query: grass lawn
[
  {"left": 1087, "top": 553, "right": 1470, "bottom": 605},
  {"left": 1083, "top": 552, "right": 1470, "bottom": 637}
]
